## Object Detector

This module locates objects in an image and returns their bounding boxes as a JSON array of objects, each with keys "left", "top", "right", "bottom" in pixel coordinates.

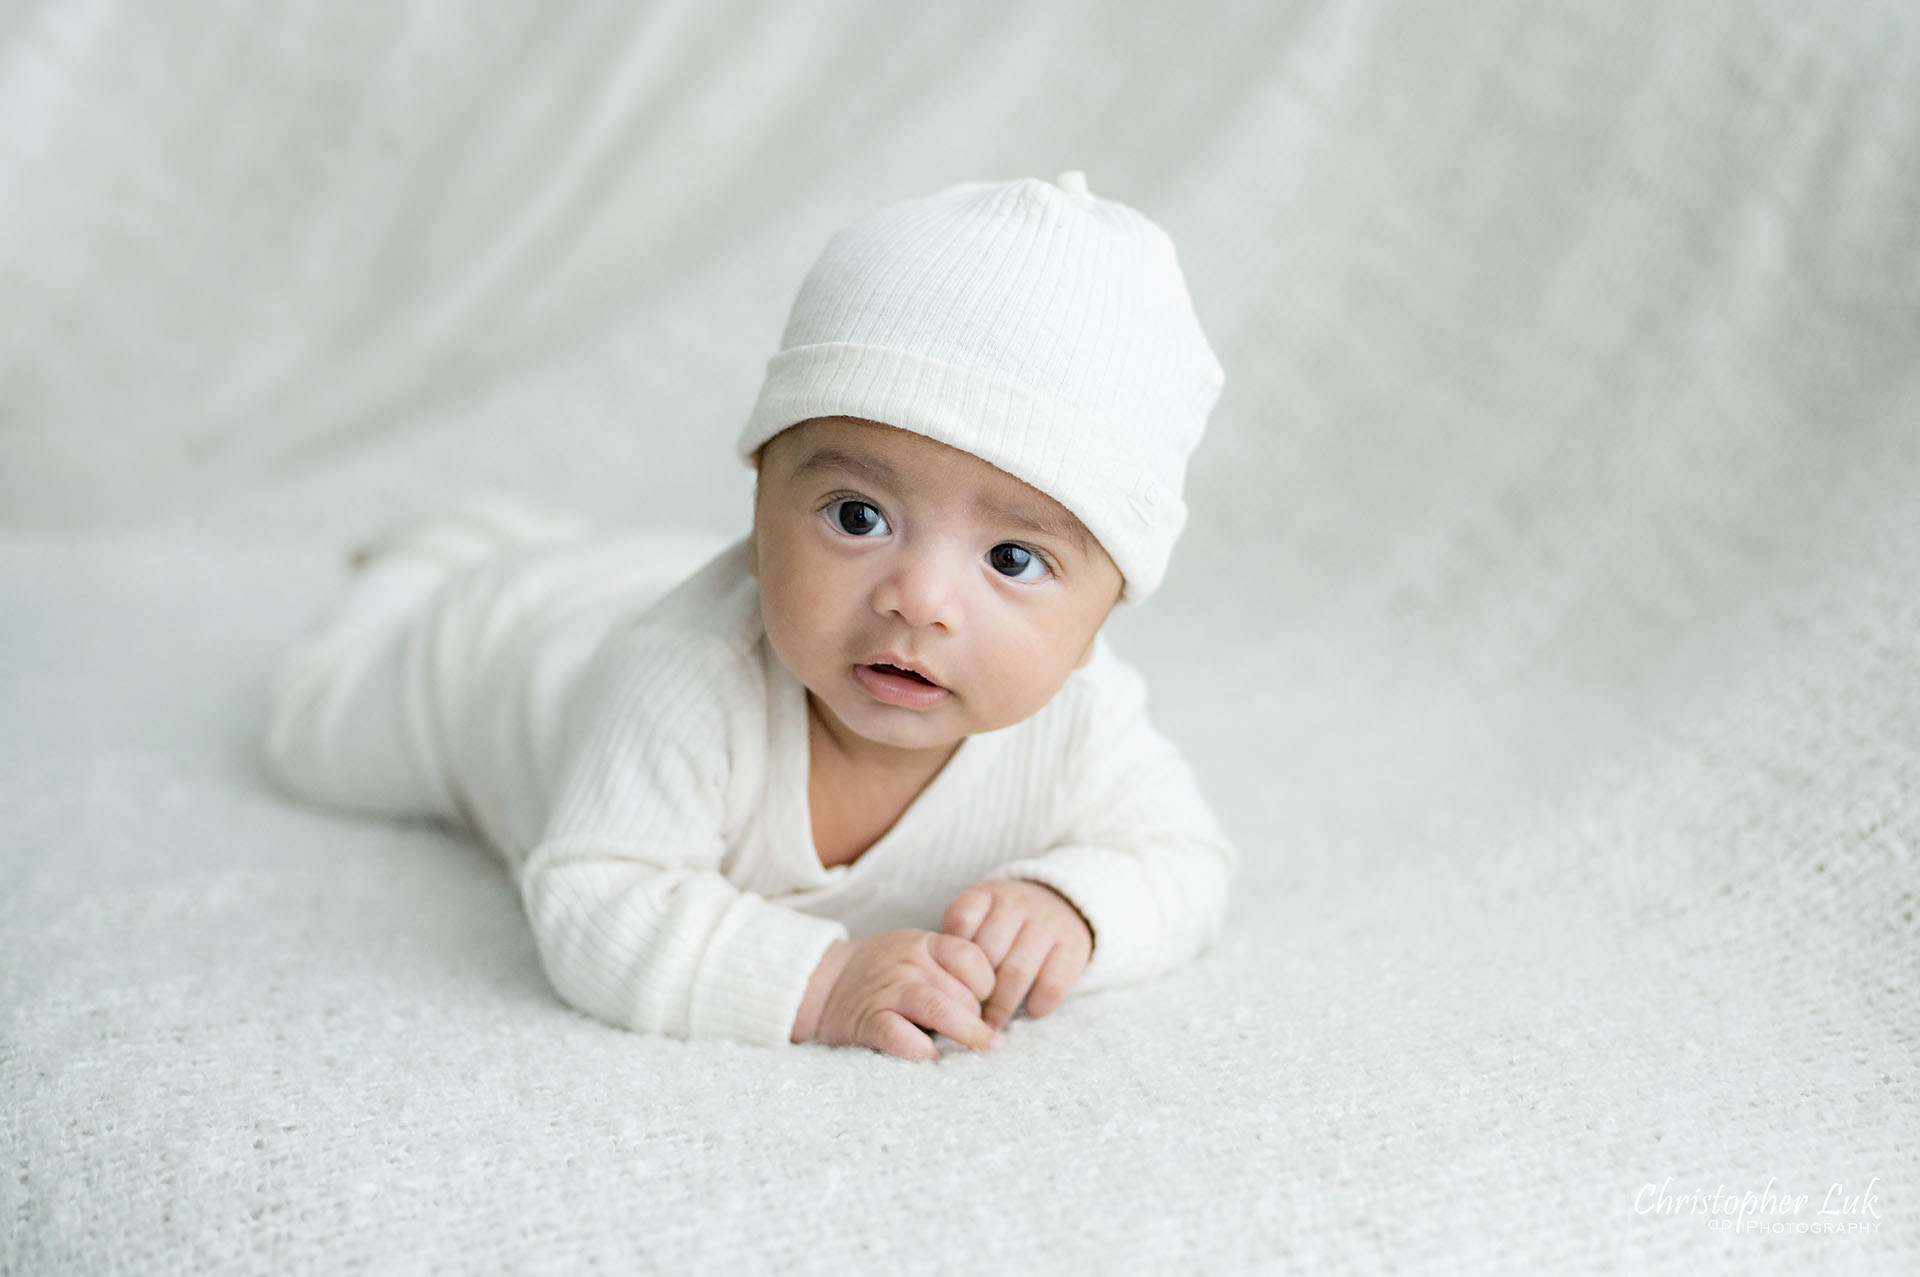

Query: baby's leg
[
  {"left": 265, "top": 504, "right": 728, "bottom": 858},
  {"left": 263, "top": 504, "right": 586, "bottom": 825}
]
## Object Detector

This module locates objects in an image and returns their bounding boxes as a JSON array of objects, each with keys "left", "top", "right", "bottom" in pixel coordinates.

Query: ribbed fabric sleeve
[
  {"left": 520, "top": 617, "right": 848, "bottom": 1048},
  {"left": 982, "top": 666, "right": 1238, "bottom": 992}
]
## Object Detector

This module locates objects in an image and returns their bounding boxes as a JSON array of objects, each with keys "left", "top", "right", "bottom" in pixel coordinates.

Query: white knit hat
[{"left": 736, "top": 171, "right": 1223, "bottom": 604}]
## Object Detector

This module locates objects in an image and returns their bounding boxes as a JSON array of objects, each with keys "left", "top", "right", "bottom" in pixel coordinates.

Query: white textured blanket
[{"left": 3, "top": 2, "right": 1915, "bottom": 1272}]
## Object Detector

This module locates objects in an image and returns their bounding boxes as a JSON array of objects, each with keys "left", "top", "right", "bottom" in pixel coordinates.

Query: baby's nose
[{"left": 874, "top": 550, "right": 961, "bottom": 630}]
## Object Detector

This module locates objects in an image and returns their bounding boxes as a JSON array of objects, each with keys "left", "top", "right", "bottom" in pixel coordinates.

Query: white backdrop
[{"left": 4, "top": 1, "right": 1916, "bottom": 1272}]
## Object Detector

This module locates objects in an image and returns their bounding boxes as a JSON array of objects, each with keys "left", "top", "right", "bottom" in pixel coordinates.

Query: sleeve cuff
[{"left": 686, "top": 893, "right": 850, "bottom": 1046}]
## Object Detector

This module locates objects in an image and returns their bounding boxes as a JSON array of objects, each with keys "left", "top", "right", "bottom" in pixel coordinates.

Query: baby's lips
[
  {"left": 863, "top": 655, "right": 943, "bottom": 687},
  {"left": 852, "top": 661, "right": 952, "bottom": 708}
]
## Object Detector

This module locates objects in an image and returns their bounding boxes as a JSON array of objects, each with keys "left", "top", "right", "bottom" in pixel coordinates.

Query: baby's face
[{"left": 749, "top": 416, "right": 1123, "bottom": 763}]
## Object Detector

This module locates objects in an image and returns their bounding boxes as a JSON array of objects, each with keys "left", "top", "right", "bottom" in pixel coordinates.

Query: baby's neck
[{"left": 804, "top": 694, "right": 962, "bottom": 869}]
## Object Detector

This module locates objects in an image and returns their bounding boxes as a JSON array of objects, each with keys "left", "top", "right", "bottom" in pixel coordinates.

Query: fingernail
[{"left": 986, "top": 1032, "right": 1006, "bottom": 1052}]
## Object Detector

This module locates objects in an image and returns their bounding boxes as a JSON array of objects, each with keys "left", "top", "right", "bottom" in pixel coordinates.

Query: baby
[{"left": 265, "top": 171, "right": 1237, "bottom": 1062}]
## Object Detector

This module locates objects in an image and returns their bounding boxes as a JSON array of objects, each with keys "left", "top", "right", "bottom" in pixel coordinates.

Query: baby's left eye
[
  {"left": 987, "top": 543, "right": 1050, "bottom": 582},
  {"left": 829, "top": 499, "right": 889, "bottom": 537}
]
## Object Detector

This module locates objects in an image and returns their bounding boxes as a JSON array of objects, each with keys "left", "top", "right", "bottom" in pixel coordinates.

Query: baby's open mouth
[
  {"left": 870, "top": 663, "right": 936, "bottom": 686},
  {"left": 853, "top": 661, "right": 951, "bottom": 707}
]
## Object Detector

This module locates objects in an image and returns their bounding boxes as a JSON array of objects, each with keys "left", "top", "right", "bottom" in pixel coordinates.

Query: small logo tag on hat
[{"left": 1128, "top": 472, "right": 1161, "bottom": 526}]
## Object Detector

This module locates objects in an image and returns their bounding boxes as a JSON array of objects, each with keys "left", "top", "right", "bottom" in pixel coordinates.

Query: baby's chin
[
  {"left": 831, "top": 694, "right": 1060, "bottom": 756},
  {"left": 825, "top": 700, "right": 971, "bottom": 755}
]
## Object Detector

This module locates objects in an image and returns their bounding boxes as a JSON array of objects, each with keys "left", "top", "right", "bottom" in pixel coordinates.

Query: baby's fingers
[
  {"left": 982, "top": 928, "right": 1056, "bottom": 1029},
  {"left": 865, "top": 1009, "right": 943, "bottom": 1063},
  {"left": 940, "top": 886, "right": 993, "bottom": 941},
  {"left": 929, "top": 933, "right": 996, "bottom": 1003},
  {"left": 1022, "top": 946, "right": 1086, "bottom": 1019},
  {"left": 897, "top": 981, "right": 998, "bottom": 1056}
]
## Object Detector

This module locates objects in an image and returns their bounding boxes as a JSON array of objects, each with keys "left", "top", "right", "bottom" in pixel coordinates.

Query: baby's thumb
[{"left": 930, "top": 933, "right": 995, "bottom": 1002}]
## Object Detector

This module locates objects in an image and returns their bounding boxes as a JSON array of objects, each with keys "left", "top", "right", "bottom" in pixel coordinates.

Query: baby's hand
[
  {"left": 941, "top": 880, "right": 1093, "bottom": 1030},
  {"left": 797, "top": 931, "right": 1001, "bottom": 1062}
]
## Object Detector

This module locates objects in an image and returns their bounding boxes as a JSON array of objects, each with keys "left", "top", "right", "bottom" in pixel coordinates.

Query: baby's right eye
[{"left": 829, "top": 499, "right": 890, "bottom": 537}]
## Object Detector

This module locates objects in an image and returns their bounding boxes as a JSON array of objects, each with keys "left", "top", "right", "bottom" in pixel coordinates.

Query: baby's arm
[
  {"left": 530, "top": 824, "right": 1000, "bottom": 1056},
  {"left": 945, "top": 671, "right": 1238, "bottom": 1018},
  {"left": 523, "top": 634, "right": 844, "bottom": 1046}
]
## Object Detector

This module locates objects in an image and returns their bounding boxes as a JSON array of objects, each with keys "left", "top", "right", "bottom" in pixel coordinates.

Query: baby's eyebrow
[
  {"left": 792, "top": 444, "right": 1093, "bottom": 554},
  {"left": 790, "top": 446, "right": 898, "bottom": 489},
  {"left": 974, "top": 497, "right": 1093, "bottom": 555}
]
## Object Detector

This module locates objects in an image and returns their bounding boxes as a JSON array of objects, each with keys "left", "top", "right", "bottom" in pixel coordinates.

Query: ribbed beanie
[{"left": 736, "top": 172, "right": 1223, "bottom": 604}]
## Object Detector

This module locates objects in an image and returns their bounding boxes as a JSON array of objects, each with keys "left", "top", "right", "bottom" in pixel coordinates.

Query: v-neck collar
[{"left": 761, "top": 639, "right": 980, "bottom": 887}]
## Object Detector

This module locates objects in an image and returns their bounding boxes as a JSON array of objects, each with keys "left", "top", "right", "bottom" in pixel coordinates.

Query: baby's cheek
[
  {"left": 1022, "top": 656, "right": 1080, "bottom": 718},
  {"left": 983, "top": 672, "right": 1054, "bottom": 730}
]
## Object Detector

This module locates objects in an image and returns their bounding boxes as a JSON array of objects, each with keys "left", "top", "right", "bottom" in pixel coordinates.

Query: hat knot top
[{"left": 736, "top": 171, "right": 1224, "bottom": 603}]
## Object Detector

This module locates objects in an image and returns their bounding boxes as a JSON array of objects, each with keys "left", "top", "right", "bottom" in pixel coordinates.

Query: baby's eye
[
  {"left": 829, "top": 499, "right": 889, "bottom": 537},
  {"left": 987, "top": 543, "right": 1050, "bottom": 582}
]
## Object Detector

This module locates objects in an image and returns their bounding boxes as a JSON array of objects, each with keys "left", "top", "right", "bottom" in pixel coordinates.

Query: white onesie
[{"left": 266, "top": 531, "right": 1238, "bottom": 1048}]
